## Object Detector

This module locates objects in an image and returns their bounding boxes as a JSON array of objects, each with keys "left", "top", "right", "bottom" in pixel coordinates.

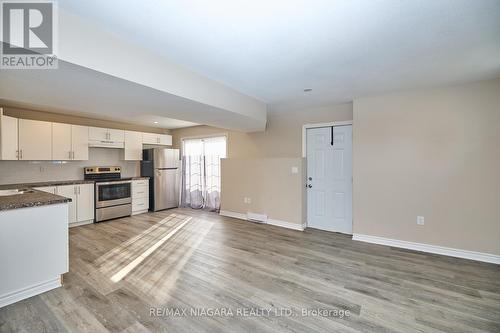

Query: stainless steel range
[{"left": 84, "top": 166, "right": 132, "bottom": 222}]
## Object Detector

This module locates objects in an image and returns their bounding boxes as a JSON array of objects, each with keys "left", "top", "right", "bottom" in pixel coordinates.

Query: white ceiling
[{"left": 59, "top": 0, "right": 500, "bottom": 111}]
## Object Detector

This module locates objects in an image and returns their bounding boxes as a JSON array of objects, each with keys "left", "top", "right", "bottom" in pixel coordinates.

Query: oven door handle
[{"left": 96, "top": 180, "right": 132, "bottom": 186}]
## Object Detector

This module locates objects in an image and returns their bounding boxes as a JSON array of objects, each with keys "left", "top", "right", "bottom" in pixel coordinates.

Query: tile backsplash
[{"left": 0, "top": 148, "right": 139, "bottom": 185}]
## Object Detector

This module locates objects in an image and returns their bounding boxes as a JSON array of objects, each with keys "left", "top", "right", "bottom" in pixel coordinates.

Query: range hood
[{"left": 88, "top": 140, "right": 125, "bottom": 148}]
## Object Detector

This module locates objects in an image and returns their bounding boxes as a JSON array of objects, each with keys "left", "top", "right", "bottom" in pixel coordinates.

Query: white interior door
[{"left": 306, "top": 125, "right": 352, "bottom": 234}]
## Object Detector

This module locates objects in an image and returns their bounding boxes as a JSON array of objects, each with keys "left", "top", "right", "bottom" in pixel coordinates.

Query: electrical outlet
[
  {"left": 243, "top": 197, "right": 251, "bottom": 204},
  {"left": 291, "top": 166, "right": 299, "bottom": 174},
  {"left": 417, "top": 216, "right": 425, "bottom": 225},
  {"left": 247, "top": 197, "right": 251, "bottom": 204}
]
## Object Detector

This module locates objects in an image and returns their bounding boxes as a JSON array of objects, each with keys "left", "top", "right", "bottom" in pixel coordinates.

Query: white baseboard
[
  {"left": 69, "top": 219, "right": 94, "bottom": 228},
  {"left": 132, "top": 209, "right": 149, "bottom": 216},
  {"left": 0, "top": 277, "right": 61, "bottom": 308},
  {"left": 352, "top": 234, "right": 500, "bottom": 265},
  {"left": 220, "top": 210, "right": 246, "bottom": 220},
  {"left": 219, "top": 210, "right": 305, "bottom": 231},
  {"left": 267, "top": 218, "right": 306, "bottom": 231}
]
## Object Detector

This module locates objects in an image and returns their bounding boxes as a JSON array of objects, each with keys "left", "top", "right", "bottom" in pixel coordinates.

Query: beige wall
[
  {"left": 221, "top": 158, "right": 304, "bottom": 225},
  {"left": 171, "top": 103, "right": 353, "bottom": 158},
  {"left": 172, "top": 104, "right": 352, "bottom": 223},
  {"left": 353, "top": 78, "right": 500, "bottom": 255},
  {"left": 2, "top": 106, "right": 169, "bottom": 134}
]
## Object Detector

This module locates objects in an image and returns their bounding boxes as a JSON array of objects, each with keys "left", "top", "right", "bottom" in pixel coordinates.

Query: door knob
[
  {"left": 308, "top": 184, "right": 312, "bottom": 188},
  {"left": 308, "top": 177, "right": 312, "bottom": 181}
]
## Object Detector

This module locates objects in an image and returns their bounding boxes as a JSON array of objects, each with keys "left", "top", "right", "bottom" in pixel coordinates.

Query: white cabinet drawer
[
  {"left": 132, "top": 196, "right": 149, "bottom": 212},
  {"left": 132, "top": 185, "right": 148, "bottom": 199},
  {"left": 132, "top": 179, "right": 149, "bottom": 187}
]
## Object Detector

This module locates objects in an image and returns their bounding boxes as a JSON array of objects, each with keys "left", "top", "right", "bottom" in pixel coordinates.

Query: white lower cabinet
[
  {"left": 56, "top": 185, "right": 78, "bottom": 224},
  {"left": 132, "top": 179, "right": 149, "bottom": 215},
  {"left": 77, "top": 184, "right": 94, "bottom": 222},
  {"left": 36, "top": 184, "right": 94, "bottom": 227}
]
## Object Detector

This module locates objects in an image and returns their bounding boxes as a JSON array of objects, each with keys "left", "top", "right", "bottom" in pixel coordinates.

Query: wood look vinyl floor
[{"left": 1, "top": 208, "right": 499, "bottom": 333}]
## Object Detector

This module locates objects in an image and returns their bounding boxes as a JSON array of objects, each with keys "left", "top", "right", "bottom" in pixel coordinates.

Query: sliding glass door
[{"left": 181, "top": 136, "right": 227, "bottom": 212}]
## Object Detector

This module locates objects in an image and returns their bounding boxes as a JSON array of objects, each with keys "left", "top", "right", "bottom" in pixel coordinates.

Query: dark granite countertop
[
  {"left": 0, "top": 178, "right": 149, "bottom": 190},
  {"left": 0, "top": 177, "right": 149, "bottom": 211},
  {"left": 0, "top": 189, "right": 71, "bottom": 211},
  {"left": 0, "top": 179, "right": 94, "bottom": 190}
]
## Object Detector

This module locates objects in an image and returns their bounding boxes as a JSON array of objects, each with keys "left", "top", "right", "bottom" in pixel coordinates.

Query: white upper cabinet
[
  {"left": 18, "top": 119, "right": 52, "bottom": 160},
  {"left": 52, "top": 123, "right": 89, "bottom": 160},
  {"left": 123, "top": 131, "right": 143, "bottom": 160},
  {"left": 71, "top": 125, "right": 89, "bottom": 160},
  {"left": 159, "top": 134, "right": 172, "bottom": 145},
  {"left": 141, "top": 132, "right": 157, "bottom": 145},
  {"left": 108, "top": 128, "right": 124, "bottom": 142},
  {"left": 88, "top": 127, "right": 109, "bottom": 141},
  {"left": 52, "top": 123, "right": 72, "bottom": 160},
  {"left": 142, "top": 132, "right": 172, "bottom": 146},
  {"left": 89, "top": 127, "right": 124, "bottom": 142},
  {"left": 0, "top": 115, "right": 19, "bottom": 160},
  {"left": 1, "top": 112, "right": 173, "bottom": 161}
]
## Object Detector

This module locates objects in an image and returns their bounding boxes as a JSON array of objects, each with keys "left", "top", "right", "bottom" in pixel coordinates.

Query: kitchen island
[{"left": 0, "top": 189, "right": 70, "bottom": 308}]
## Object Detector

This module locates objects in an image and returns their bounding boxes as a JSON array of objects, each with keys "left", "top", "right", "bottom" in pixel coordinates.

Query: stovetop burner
[{"left": 84, "top": 166, "right": 122, "bottom": 181}]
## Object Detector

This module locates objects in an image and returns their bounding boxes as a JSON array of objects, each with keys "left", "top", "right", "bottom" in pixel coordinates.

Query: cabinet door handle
[
  {"left": 16, "top": 150, "right": 19, "bottom": 159},
  {"left": 19, "top": 149, "right": 23, "bottom": 159},
  {"left": 69, "top": 151, "right": 72, "bottom": 159},
  {"left": 78, "top": 186, "right": 81, "bottom": 194},
  {"left": 74, "top": 186, "right": 77, "bottom": 195},
  {"left": 72, "top": 151, "right": 75, "bottom": 160}
]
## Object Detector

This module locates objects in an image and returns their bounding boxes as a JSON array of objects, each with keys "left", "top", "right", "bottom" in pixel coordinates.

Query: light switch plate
[{"left": 291, "top": 166, "right": 299, "bottom": 174}]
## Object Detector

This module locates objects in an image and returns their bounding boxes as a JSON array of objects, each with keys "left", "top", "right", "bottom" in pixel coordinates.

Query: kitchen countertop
[
  {"left": 0, "top": 177, "right": 150, "bottom": 211},
  {"left": 0, "top": 179, "right": 94, "bottom": 190},
  {"left": 0, "top": 177, "right": 149, "bottom": 190},
  {"left": 0, "top": 189, "right": 71, "bottom": 211}
]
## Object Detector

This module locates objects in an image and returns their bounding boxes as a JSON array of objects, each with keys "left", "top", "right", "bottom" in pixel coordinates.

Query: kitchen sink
[{"left": 0, "top": 189, "right": 35, "bottom": 196}]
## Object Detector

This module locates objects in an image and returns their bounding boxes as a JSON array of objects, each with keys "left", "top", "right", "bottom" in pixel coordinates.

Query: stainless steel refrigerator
[{"left": 141, "top": 148, "right": 180, "bottom": 211}]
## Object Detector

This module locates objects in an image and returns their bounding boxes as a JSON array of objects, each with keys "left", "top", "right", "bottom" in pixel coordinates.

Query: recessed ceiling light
[
  {"left": 154, "top": 121, "right": 159, "bottom": 124},
  {"left": 304, "top": 88, "right": 312, "bottom": 92}
]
